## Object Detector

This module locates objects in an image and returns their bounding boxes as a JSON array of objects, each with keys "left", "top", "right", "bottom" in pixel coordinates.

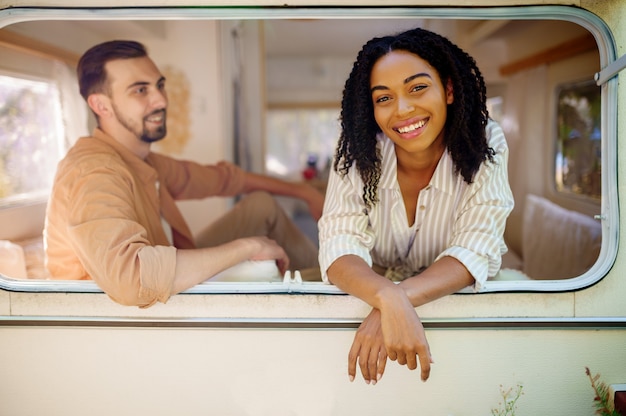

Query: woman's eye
[
  {"left": 411, "top": 84, "right": 426, "bottom": 93},
  {"left": 375, "top": 96, "right": 390, "bottom": 104}
]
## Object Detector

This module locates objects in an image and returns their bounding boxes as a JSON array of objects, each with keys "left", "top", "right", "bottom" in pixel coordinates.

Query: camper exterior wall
[{"left": 0, "top": 1, "right": 625, "bottom": 415}]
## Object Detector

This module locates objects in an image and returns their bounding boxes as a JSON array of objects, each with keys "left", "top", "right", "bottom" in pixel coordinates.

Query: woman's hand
[
  {"left": 378, "top": 287, "right": 433, "bottom": 381},
  {"left": 348, "top": 308, "right": 388, "bottom": 384},
  {"left": 348, "top": 288, "right": 432, "bottom": 384}
]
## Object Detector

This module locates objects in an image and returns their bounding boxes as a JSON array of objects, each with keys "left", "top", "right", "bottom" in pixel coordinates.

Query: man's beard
[
  {"left": 140, "top": 109, "right": 167, "bottom": 143},
  {"left": 113, "top": 105, "right": 167, "bottom": 143}
]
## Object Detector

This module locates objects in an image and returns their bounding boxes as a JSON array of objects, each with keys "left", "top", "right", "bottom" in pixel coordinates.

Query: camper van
[{"left": 0, "top": 0, "right": 624, "bottom": 414}]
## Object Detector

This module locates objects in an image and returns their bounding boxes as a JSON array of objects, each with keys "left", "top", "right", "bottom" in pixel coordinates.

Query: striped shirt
[{"left": 318, "top": 120, "right": 514, "bottom": 291}]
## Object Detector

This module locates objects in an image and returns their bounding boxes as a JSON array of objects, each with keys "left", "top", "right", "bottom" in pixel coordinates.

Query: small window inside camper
[
  {"left": 265, "top": 108, "right": 339, "bottom": 181},
  {"left": 0, "top": 73, "right": 66, "bottom": 207},
  {"left": 555, "top": 80, "right": 601, "bottom": 200}
]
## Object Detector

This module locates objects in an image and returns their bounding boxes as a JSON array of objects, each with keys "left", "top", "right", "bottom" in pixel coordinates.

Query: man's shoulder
[
  {"left": 60, "top": 136, "right": 124, "bottom": 171},
  {"left": 67, "top": 135, "right": 120, "bottom": 156}
]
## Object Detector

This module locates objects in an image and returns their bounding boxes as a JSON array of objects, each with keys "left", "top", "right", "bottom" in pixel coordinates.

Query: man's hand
[{"left": 246, "top": 236, "right": 290, "bottom": 275}]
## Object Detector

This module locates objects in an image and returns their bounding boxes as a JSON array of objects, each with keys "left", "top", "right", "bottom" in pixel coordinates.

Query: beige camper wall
[{"left": 577, "top": 0, "right": 626, "bottom": 317}]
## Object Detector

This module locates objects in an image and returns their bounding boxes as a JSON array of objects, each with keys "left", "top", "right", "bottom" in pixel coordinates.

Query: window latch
[{"left": 595, "top": 53, "right": 626, "bottom": 86}]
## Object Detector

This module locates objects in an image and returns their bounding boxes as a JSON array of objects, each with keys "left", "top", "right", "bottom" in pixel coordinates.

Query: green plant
[
  {"left": 585, "top": 367, "right": 620, "bottom": 416},
  {"left": 491, "top": 384, "right": 524, "bottom": 416}
]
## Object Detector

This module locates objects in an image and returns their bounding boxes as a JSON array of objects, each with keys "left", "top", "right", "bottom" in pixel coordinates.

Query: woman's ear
[
  {"left": 87, "top": 94, "right": 111, "bottom": 118},
  {"left": 446, "top": 79, "right": 454, "bottom": 104}
]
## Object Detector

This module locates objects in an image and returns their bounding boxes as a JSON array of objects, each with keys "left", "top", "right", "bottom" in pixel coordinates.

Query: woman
[{"left": 318, "top": 28, "right": 514, "bottom": 384}]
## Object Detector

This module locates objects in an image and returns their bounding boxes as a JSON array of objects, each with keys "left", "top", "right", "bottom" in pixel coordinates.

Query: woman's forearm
[
  {"left": 327, "top": 255, "right": 405, "bottom": 310},
  {"left": 399, "top": 256, "right": 475, "bottom": 307},
  {"left": 327, "top": 254, "right": 474, "bottom": 309}
]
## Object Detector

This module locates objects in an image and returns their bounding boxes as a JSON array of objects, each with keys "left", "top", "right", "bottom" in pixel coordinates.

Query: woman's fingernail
[
  {"left": 377, "top": 373, "right": 382, "bottom": 381},
  {"left": 349, "top": 375, "right": 354, "bottom": 382}
]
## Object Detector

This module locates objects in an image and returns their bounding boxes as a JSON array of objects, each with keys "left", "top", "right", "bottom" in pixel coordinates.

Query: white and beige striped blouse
[{"left": 318, "top": 120, "right": 514, "bottom": 291}]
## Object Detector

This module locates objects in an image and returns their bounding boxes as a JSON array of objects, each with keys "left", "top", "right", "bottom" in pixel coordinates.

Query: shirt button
[{"left": 419, "top": 205, "right": 426, "bottom": 211}]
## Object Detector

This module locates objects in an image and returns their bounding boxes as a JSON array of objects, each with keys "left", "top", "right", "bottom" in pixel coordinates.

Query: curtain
[
  {"left": 501, "top": 65, "right": 548, "bottom": 255},
  {"left": 53, "top": 60, "right": 88, "bottom": 147}
]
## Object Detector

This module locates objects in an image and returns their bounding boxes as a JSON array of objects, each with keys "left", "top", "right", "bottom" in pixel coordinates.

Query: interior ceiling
[
  {"left": 7, "top": 17, "right": 588, "bottom": 70},
  {"left": 263, "top": 19, "right": 434, "bottom": 57}
]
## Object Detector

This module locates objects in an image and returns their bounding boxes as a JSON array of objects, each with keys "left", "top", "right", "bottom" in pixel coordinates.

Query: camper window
[
  {"left": 0, "top": 5, "right": 618, "bottom": 297},
  {"left": 0, "top": 72, "right": 66, "bottom": 208},
  {"left": 555, "top": 79, "right": 602, "bottom": 201}
]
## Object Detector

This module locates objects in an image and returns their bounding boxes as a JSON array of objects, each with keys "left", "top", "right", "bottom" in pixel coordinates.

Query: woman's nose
[{"left": 397, "top": 96, "right": 415, "bottom": 116}]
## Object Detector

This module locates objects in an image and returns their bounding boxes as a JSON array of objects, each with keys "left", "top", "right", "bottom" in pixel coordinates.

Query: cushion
[{"left": 522, "top": 194, "right": 602, "bottom": 279}]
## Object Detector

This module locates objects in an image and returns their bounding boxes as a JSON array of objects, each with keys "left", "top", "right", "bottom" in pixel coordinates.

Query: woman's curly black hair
[{"left": 335, "top": 27, "right": 494, "bottom": 208}]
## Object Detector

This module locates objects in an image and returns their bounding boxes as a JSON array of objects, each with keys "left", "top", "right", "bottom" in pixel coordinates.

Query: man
[{"left": 44, "top": 40, "right": 322, "bottom": 307}]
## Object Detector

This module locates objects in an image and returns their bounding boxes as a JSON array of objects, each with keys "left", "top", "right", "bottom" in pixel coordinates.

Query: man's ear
[
  {"left": 87, "top": 94, "right": 111, "bottom": 118},
  {"left": 446, "top": 79, "right": 454, "bottom": 105}
]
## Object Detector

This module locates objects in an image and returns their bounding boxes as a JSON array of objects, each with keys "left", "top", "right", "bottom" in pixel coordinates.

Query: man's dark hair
[
  {"left": 335, "top": 27, "right": 494, "bottom": 208},
  {"left": 77, "top": 40, "right": 147, "bottom": 100}
]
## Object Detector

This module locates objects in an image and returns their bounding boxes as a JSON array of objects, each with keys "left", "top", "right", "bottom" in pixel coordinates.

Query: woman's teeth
[{"left": 397, "top": 119, "right": 425, "bottom": 134}]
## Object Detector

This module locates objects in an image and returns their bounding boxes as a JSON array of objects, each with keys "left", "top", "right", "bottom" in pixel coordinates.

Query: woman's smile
[{"left": 394, "top": 117, "right": 428, "bottom": 139}]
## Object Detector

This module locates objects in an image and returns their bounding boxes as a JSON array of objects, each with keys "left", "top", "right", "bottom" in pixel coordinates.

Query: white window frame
[{"left": 0, "top": 5, "right": 618, "bottom": 296}]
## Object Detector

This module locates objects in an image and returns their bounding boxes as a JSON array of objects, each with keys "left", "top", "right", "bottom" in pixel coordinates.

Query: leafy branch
[
  {"left": 491, "top": 384, "right": 524, "bottom": 416},
  {"left": 585, "top": 367, "right": 620, "bottom": 416}
]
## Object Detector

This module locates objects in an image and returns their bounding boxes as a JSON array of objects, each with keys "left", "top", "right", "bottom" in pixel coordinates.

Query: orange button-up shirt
[{"left": 44, "top": 128, "right": 246, "bottom": 307}]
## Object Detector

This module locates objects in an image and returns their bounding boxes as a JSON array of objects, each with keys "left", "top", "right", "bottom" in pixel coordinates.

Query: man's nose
[{"left": 151, "top": 88, "right": 168, "bottom": 108}]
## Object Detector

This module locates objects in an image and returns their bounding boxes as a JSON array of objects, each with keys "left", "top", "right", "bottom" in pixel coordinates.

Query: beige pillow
[{"left": 522, "top": 194, "right": 601, "bottom": 279}]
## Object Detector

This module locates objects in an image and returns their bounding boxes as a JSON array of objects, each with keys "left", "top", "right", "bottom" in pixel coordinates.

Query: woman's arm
[{"left": 327, "top": 254, "right": 473, "bottom": 383}]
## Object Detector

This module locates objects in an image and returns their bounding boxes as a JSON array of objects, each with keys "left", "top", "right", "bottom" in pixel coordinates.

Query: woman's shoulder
[{"left": 485, "top": 119, "right": 508, "bottom": 153}]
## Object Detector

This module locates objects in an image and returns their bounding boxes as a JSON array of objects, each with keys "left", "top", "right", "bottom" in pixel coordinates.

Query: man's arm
[
  {"left": 242, "top": 172, "right": 325, "bottom": 220},
  {"left": 171, "top": 236, "right": 288, "bottom": 295}
]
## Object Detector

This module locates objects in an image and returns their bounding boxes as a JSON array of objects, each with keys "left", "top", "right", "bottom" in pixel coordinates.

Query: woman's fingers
[
  {"left": 349, "top": 309, "right": 389, "bottom": 384},
  {"left": 387, "top": 344, "right": 432, "bottom": 381},
  {"left": 347, "top": 339, "right": 360, "bottom": 382}
]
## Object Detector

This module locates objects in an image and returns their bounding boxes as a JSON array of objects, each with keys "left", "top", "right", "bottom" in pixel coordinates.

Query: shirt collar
[
  {"left": 92, "top": 128, "right": 158, "bottom": 184},
  {"left": 377, "top": 133, "right": 458, "bottom": 196}
]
